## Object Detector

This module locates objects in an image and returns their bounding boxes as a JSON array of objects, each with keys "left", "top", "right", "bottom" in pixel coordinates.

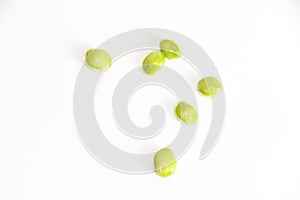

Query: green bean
[
  {"left": 142, "top": 50, "right": 165, "bottom": 75},
  {"left": 174, "top": 102, "right": 198, "bottom": 125},
  {"left": 160, "top": 39, "right": 182, "bottom": 59},
  {"left": 198, "top": 77, "right": 223, "bottom": 97},
  {"left": 154, "top": 148, "right": 177, "bottom": 177},
  {"left": 85, "top": 49, "right": 112, "bottom": 71}
]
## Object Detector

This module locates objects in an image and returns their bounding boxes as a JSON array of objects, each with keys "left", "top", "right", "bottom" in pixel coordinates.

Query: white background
[{"left": 1, "top": 0, "right": 300, "bottom": 199}]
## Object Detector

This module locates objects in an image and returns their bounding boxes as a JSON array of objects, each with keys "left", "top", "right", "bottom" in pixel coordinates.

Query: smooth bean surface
[
  {"left": 142, "top": 50, "right": 165, "bottom": 75},
  {"left": 154, "top": 148, "right": 177, "bottom": 177},
  {"left": 198, "top": 77, "right": 223, "bottom": 97},
  {"left": 85, "top": 49, "right": 112, "bottom": 71},
  {"left": 160, "top": 39, "right": 182, "bottom": 59}
]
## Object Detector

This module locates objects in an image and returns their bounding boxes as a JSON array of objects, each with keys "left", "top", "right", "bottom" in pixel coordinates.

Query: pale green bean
[
  {"left": 154, "top": 148, "right": 177, "bottom": 177},
  {"left": 198, "top": 77, "right": 223, "bottom": 97},
  {"left": 174, "top": 102, "right": 198, "bottom": 125},
  {"left": 142, "top": 50, "right": 165, "bottom": 75},
  {"left": 160, "top": 39, "right": 182, "bottom": 59},
  {"left": 85, "top": 49, "right": 112, "bottom": 71}
]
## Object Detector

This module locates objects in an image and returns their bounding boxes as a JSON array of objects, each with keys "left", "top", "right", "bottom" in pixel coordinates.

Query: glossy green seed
[
  {"left": 85, "top": 49, "right": 112, "bottom": 71},
  {"left": 154, "top": 148, "right": 177, "bottom": 177},
  {"left": 198, "top": 77, "right": 223, "bottom": 97},
  {"left": 160, "top": 39, "right": 182, "bottom": 59},
  {"left": 174, "top": 102, "right": 198, "bottom": 125},
  {"left": 142, "top": 50, "right": 165, "bottom": 75}
]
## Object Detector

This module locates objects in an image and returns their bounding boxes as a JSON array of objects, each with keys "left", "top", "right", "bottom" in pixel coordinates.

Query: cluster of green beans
[
  {"left": 141, "top": 39, "right": 223, "bottom": 177},
  {"left": 142, "top": 39, "right": 182, "bottom": 75},
  {"left": 84, "top": 39, "right": 223, "bottom": 178}
]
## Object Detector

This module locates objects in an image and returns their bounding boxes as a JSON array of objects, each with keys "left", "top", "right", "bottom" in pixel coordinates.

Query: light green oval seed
[
  {"left": 85, "top": 49, "right": 112, "bottom": 71},
  {"left": 142, "top": 50, "right": 165, "bottom": 75},
  {"left": 174, "top": 102, "right": 198, "bottom": 125},
  {"left": 198, "top": 77, "right": 223, "bottom": 97},
  {"left": 160, "top": 39, "right": 182, "bottom": 59},
  {"left": 154, "top": 148, "right": 177, "bottom": 177}
]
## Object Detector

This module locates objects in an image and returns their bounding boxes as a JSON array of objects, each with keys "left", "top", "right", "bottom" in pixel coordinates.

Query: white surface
[
  {"left": 94, "top": 49, "right": 212, "bottom": 155},
  {"left": 0, "top": 0, "right": 300, "bottom": 199}
]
